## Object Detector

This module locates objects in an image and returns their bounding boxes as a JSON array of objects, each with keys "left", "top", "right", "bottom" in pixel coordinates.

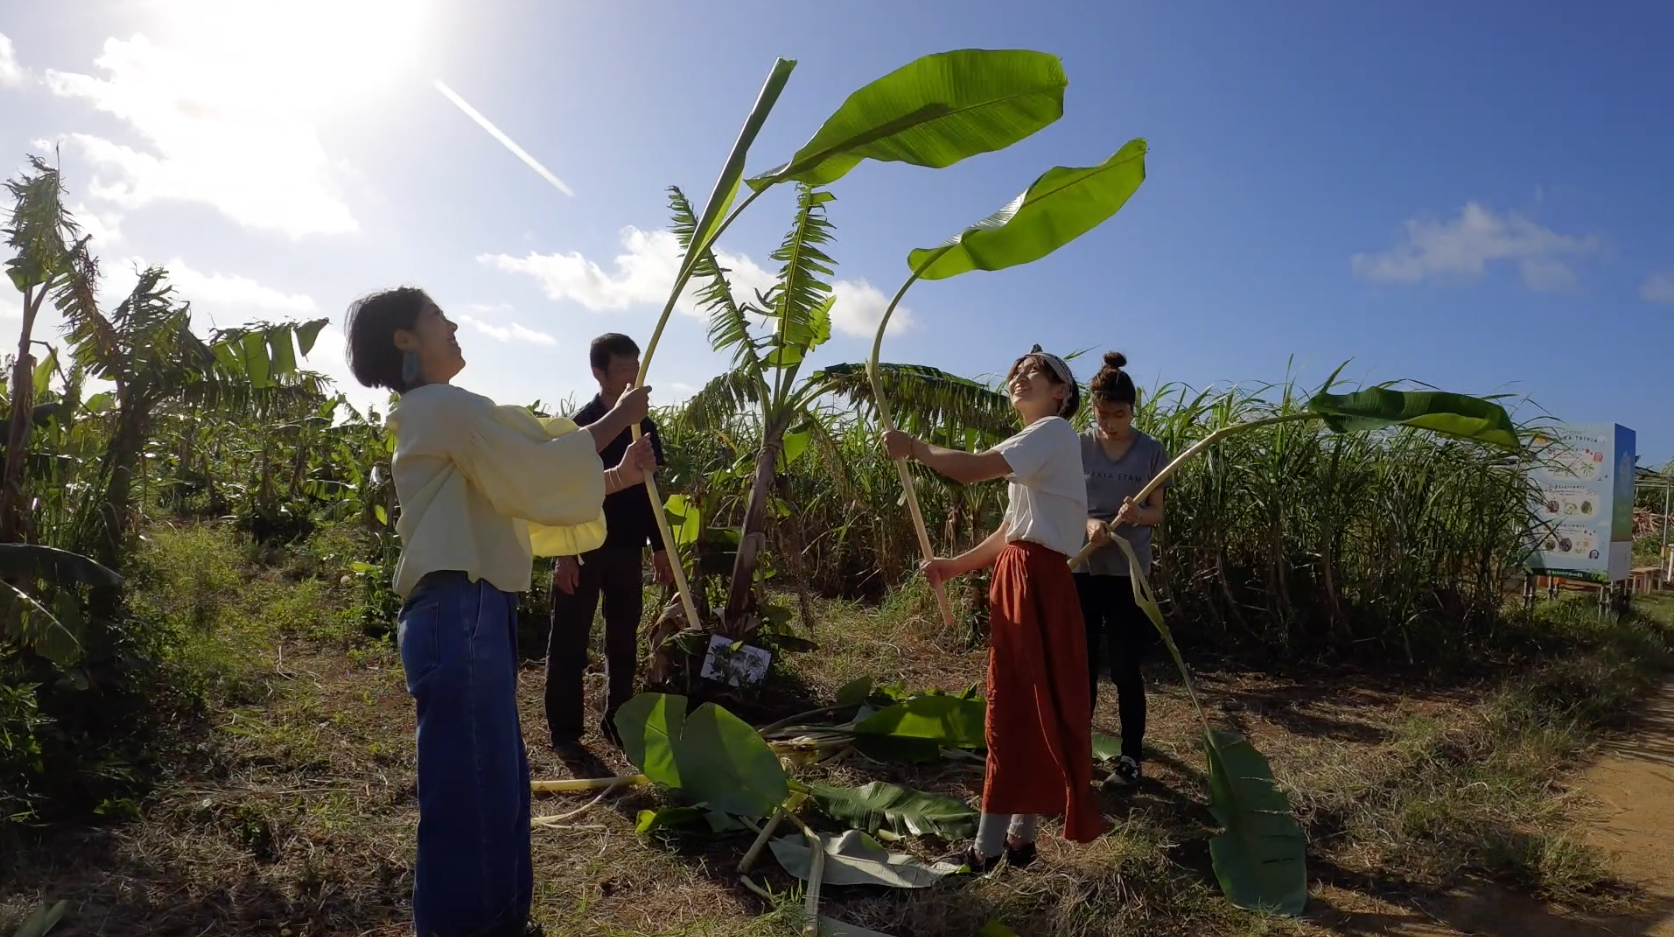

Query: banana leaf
[
  {"left": 1092, "top": 732, "right": 1122, "bottom": 762},
  {"left": 770, "top": 830, "right": 959, "bottom": 888},
  {"left": 1204, "top": 728, "right": 1308, "bottom": 915},
  {"left": 11, "top": 900, "right": 66, "bottom": 937},
  {"left": 749, "top": 49, "right": 1066, "bottom": 191},
  {"left": 0, "top": 543, "right": 121, "bottom": 587},
  {"left": 854, "top": 694, "right": 985, "bottom": 748},
  {"left": 634, "top": 806, "right": 707, "bottom": 835},
  {"left": 1307, "top": 386, "right": 1520, "bottom": 451},
  {"left": 819, "top": 917, "right": 896, "bottom": 937},
  {"left": 907, "top": 139, "right": 1147, "bottom": 280},
  {"left": 614, "top": 693, "right": 789, "bottom": 818},
  {"left": 808, "top": 780, "right": 978, "bottom": 840},
  {"left": 851, "top": 735, "right": 942, "bottom": 764},
  {"left": 680, "top": 57, "right": 797, "bottom": 273}
]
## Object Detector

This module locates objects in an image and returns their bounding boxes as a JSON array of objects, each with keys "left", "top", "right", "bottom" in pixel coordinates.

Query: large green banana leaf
[
  {"left": 808, "top": 780, "right": 978, "bottom": 840},
  {"left": 906, "top": 139, "right": 1147, "bottom": 280},
  {"left": 679, "top": 57, "right": 797, "bottom": 275},
  {"left": 1307, "top": 386, "right": 1520, "bottom": 451},
  {"left": 749, "top": 49, "right": 1066, "bottom": 191},
  {"left": 614, "top": 693, "right": 788, "bottom": 818},
  {"left": 854, "top": 694, "right": 985, "bottom": 748},
  {"left": 1205, "top": 728, "right": 1309, "bottom": 915}
]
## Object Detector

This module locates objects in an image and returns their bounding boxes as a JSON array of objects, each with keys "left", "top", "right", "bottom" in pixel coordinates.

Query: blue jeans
[{"left": 398, "top": 571, "right": 532, "bottom": 937}]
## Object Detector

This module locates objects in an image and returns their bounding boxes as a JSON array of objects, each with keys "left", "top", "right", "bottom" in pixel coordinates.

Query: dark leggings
[{"left": 1074, "top": 572, "right": 1153, "bottom": 762}]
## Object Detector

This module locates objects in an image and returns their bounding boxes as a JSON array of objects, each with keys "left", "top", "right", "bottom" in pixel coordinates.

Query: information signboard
[{"left": 1527, "top": 423, "right": 1636, "bottom": 583}]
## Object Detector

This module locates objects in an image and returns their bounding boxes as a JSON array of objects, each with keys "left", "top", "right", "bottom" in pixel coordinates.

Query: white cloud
[
  {"left": 460, "top": 314, "right": 557, "bottom": 346},
  {"left": 70, "top": 202, "right": 122, "bottom": 246},
  {"left": 41, "top": 32, "right": 359, "bottom": 237},
  {"left": 1641, "top": 272, "right": 1674, "bottom": 305},
  {"left": 829, "top": 278, "right": 913, "bottom": 338},
  {"left": 1352, "top": 202, "right": 1598, "bottom": 292},
  {"left": 99, "top": 257, "right": 316, "bottom": 327},
  {"left": 480, "top": 227, "right": 774, "bottom": 317},
  {"left": 0, "top": 33, "right": 26, "bottom": 87},
  {"left": 481, "top": 226, "right": 911, "bottom": 338}
]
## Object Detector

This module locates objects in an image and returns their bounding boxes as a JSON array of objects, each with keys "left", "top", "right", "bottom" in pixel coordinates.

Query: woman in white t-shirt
[
  {"left": 883, "top": 345, "right": 1108, "bottom": 872},
  {"left": 346, "top": 287, "right": 656, "bottom": 937}
]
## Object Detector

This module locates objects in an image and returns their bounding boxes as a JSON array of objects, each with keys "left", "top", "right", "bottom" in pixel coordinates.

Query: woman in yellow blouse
[{"left": 346, "top": 287, "right": 655, "bottom": 937}]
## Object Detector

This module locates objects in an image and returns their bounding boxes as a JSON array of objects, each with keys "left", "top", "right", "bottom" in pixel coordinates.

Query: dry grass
[{"left": 2, "top": 529, "right": 1670, "bottom": 937}]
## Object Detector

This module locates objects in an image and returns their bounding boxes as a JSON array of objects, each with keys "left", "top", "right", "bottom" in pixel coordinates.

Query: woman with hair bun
[{"left": 1075, "top": 350, "right": 1170, "bottom": 788}]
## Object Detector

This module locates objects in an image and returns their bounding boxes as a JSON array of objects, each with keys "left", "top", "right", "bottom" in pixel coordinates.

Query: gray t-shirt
[{"left": 1077, "top": 429, "right": 1171, "bottom": 577}]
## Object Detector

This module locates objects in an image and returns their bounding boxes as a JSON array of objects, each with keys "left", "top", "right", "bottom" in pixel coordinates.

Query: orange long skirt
[{"left": 982, "top": 540, "right": 1108, "bottom": 843}]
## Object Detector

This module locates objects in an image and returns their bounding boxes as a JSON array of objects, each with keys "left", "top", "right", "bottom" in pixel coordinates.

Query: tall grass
[{"left": 661, "top": 374, "right": 1536, "bottom": 663}]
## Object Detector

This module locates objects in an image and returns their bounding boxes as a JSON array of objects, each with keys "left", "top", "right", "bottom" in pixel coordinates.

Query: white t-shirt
[{"left": 989, "top": 416, "right": 1088, "bottom": 558}]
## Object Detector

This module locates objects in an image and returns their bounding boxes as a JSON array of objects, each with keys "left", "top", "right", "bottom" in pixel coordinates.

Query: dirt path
[
  {"left": 1573, "top": 680, "right": 1674, "bottom": 936},
  {"left": 1303, "top": 680, "right": 1674, "bottom": 937}
]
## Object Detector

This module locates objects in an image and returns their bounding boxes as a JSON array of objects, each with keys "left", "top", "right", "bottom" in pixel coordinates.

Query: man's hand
[
  {"left": 652, "top": 549, "right": 676, "bottom": 587},
  {"left": 552, "top": 556, "right": 580, "bottom": 595}
]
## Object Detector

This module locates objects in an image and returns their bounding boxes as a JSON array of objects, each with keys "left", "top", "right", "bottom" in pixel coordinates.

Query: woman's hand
[
  {"left": 883, "top": 429, "right": 920, "bottom": 461},
  {"left": 1115, "top": 496, "right": 1141, "bottom": 527},
  {"left": 1086, "top": 517, "right": 1111, "bottom": 546},
  {"left": 922, "top": 557, "right": 961, "bottom": 588},
  {"left": 615, "top": 434, "right": 656, "bottom": 484},
  {"left": 617, "top": 385, "right": 652, "bottom": 424}
]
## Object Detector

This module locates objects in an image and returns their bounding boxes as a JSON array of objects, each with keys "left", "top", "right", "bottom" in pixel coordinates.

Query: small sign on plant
[{"left": 700, "top": 634, "right": 772, "bottom": 688}]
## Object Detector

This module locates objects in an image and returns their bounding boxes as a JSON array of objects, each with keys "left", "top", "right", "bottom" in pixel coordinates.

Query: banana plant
[
  {"left": 1069, "top": 376, "right": 1521, "bottom": 915},
  {"left": 621, "top": 49, "right": 1071, "bottom": 635},
  {"left": 57, "top": 263, "right": 329, "bottom": 578},
  {"left": 859, "top": 139, "right": 1150, "bottom": 627},
  {"left": 2, "top": 156, "right": 98, "bottom": 544}
]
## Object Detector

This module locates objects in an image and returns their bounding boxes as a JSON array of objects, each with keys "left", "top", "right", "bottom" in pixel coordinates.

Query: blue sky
[{"left": 2, "top": 1, "right": 1670, "bottom": 463}]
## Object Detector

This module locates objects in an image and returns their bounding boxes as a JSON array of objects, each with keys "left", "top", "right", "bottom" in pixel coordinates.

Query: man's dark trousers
[{"left": 544, "top": 546, "right": 644, "bottom": 744}]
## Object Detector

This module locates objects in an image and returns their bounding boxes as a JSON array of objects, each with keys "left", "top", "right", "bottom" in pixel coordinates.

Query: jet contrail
[{"left": 433, "top": 79, "right": 574, "bottom": 197}]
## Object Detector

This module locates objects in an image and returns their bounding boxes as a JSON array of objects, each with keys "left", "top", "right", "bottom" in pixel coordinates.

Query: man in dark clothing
[{"left": 545, "top": 333, "right": 675, "bottom": 749}]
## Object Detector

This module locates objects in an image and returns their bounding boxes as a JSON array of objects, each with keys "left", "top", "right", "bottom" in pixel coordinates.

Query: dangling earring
[{"left": 401, "top": 350, "right": 420, "bottom": 388}]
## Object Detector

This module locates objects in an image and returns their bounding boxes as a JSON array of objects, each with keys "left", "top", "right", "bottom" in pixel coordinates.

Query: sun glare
[{"left": 152, "top": 0, "right": 430, "bottom": 111}]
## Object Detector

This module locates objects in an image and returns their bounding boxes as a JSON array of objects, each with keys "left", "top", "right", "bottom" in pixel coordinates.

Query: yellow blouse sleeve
[{"left": 438, "top": 399, "right": 608, "bottom": 555}]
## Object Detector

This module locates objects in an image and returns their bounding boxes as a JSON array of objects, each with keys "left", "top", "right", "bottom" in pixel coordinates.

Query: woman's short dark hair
[
  {"left": 345, "top": 287, "right": 430, "bottom": 392},
  {"left": 1089, "top": 351, "right": 1136, "bottom": 407},
  {"left": 1007, "top": 352, "right": 1081, "bottom": 419}
]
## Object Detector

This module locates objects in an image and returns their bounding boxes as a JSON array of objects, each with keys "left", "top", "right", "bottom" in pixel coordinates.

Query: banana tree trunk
[
  {"left": 91, "top": 406, "right": 149, "bottom": 574},
  {"left": 723, "top": 429, "right": 785, "bottom": 634},
  {"left": 0, "top": 296, "right": 40, "bottom": 543}
]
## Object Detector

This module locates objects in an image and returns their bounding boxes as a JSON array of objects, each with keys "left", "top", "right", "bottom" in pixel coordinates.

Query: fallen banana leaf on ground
[
  {"left": 11, "top": 901, "right": 66, "bottom": 937},
  {"left": 808, "top": 780, "right": 978, "bottom": 841},
  {"left": 615, "top": 692, "right": 789, "bottom": 818},
  {"left": 854, "top": 693, "right": 985, "bottom": 748},
  {"left": 770, "top": 829, "right": 960, "bottom": 888}
]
